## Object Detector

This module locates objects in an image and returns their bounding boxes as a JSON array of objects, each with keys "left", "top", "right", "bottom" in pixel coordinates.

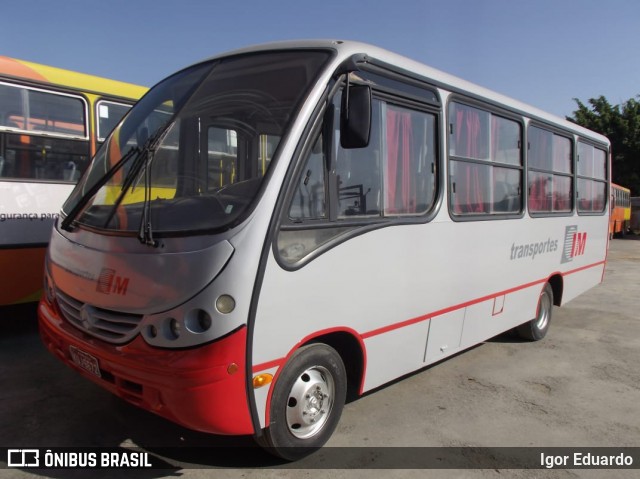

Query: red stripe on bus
[
  {"left": 252, "top": 258, "right": 606, "bottom": 392},
  {"left": 361, "top": 259, "right": 606, "bottom": 340},
  {"left": 252, "top": 358, "right": 284, "bottom": 373},
  {"left": 252, "top": 259, "right": 606, "bottom": 426},
  {"left": 564, "top": 260, "right": 606, "bottom": 277}
]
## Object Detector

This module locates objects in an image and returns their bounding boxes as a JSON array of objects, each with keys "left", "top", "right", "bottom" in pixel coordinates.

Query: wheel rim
[
  {"left": 535, "top": 290, "right": 551, "bottom": 331},
  {"left": 285, "top": 365, "right": 335, "bottom": 439}
]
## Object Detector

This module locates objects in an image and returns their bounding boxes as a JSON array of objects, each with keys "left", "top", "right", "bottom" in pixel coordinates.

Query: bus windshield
[{"left": 62, "top": 50, "right": 331, "bottom": 238}]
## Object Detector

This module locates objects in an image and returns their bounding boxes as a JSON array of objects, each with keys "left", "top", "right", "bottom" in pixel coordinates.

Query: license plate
[{"left": 69, "top": 345, "right": 101, "bottom": 378}]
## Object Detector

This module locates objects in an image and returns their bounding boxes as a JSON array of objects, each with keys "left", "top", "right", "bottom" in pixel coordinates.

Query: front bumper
[{"left": 38, "top": 299, "right": 254, "bottom": 435}]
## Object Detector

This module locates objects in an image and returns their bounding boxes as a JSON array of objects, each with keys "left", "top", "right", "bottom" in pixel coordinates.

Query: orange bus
[
  {"left": 0, "top": 56, "right": 146, "bottom": 307},
  {"left": 610, "top": 183, "right": 631, "bottom": 237}
]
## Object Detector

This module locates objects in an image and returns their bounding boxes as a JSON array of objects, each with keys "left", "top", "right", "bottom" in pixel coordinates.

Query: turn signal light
[{"left": 252, "top": 373, "right": 273, "bottom": 389}]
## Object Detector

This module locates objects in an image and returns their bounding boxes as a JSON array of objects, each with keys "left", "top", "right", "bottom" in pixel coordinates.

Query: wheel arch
[
  {"left": 258, "top": 327, "right": 367, "bottom": 431},
  {"left": 548, "top": 273, "right": 563, "bottom": 306},
  {"left": 301, "top": 329, "right": 366, "bottom": 402}
]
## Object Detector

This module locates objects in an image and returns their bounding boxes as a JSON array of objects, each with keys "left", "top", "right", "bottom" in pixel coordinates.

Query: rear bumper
[{"left": 38, "top": 299, "right": 254, "bottom": 435}]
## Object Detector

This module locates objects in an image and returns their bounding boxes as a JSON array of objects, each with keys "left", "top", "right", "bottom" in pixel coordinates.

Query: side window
[
  {"left": 2, "top": 134, "right": 89, "bottom": 181},
  {"left": 289, "top": 134, "right": 327, "bottom": 220},
  {"left": 281, "top": 102, "right": 351, "bottom": 262},
  {"left": 279, "top": 85, "right": 439, "bottom": 264},
  {"left": 0, "top": 82, "right": 89, "bottom": 181},
  {"left": 577, "top": 141, "right": 607, "bottom": 213},
  {"left": 384, "top": 104, "right": 437, "bottom": 215},
  {"left": 528, "top": 126, "right": 573, "bottom": 214},
  {"left": 0, "top": 83, "right": 86, "bottom": 138},
  {"left": 336, "top": 100, "right": 438, "bottom": 218},
  {"left": 336, "top": 99, "right": 382, "bottom": 217},
  {"left": 97, "top": 100, "right": 132, "bottom": 143},
  {"left": 448, "top": 102, "right": 522, "bottom": 216}
]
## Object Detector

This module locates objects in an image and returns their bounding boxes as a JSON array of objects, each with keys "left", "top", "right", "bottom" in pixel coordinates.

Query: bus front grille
[{"left": 55, "top": 290, "right": 143, "bottom": 344}]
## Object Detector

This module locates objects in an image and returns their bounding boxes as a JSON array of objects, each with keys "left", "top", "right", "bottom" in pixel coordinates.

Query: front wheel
[
  {"left": 258, "top": 343, "right": 346, "bottom": 460},
  {"left": 516, "top": 283, "right": 553, "bottom": 341}
]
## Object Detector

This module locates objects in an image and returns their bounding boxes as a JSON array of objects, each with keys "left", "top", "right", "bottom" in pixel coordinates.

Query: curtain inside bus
[
  {"left": 385, "top": 108, "right": 413, "bottom": 214},
  {"left": 453, "top": 105, "right": 487, "bottom": 214}
]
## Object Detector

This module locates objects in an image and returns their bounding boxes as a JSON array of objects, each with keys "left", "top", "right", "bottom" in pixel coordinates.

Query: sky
[{"left": 2, "top": 0, "right": 640, "bottom": 119}]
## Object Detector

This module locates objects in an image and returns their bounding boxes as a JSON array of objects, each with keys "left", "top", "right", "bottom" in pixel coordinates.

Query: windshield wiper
[
  {"left": 138, "top": 147, "right": 157, "bottom": 247},
  {"left": 61, "top": 123, "right": 172, "bottom": 235},
  {"left": 137, "top": 124, "right": 176, "bottom": 247},
  {"left": 60, "top": 145, "right": 140, "bottom": 232},
  {"left": 100, "top": 124, "right": 173, "bottom": 240}
]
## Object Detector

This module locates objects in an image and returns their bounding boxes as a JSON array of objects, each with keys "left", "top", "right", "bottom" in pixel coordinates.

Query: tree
[{"left": 567, "top": 96, "right": 640, "bottom": 195}]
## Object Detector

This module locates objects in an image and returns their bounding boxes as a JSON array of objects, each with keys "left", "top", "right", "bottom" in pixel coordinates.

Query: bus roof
[
  {"left": 0, "top": 56, "right": 147, "bottom": 101},
  {"left": 201, "top": 40, "right": 610, "bottom": 146}
]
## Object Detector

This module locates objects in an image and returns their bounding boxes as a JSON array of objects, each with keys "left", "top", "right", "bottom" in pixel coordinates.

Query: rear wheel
[
  {"left": 258, "top": 343, "right": 346, "bottom": 460},
  {"left": 517, "top": 283, "right": 553, "bottom": 341}
]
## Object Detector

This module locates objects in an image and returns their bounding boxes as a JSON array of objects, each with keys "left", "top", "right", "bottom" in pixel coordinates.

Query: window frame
[
  {"left": 282, "top": 75, "right": 443, "bottom": 226},
  {"left": 446, "top": 97, "right": 525, "bottom": 221},
  {"left": 0, "top": 82, "right": 91, "bottom": 183},
  {"left": 0, "top": 81, "right": 89, "bottom": 140},
  {"left": 526, "top": 122, "right": 575, "bottom": 217},
  {"left": 275, "top": 70, "right": 443, "bottom": 268},
  {"left": 576, "top": 139, "right": 609, "bottom": 215},
  {"left": 95, "top": 99, "right": 133, "bottom": 142}
]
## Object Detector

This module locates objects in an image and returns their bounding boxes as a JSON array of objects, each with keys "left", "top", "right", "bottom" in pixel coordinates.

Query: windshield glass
[{"left": 63, "top": 50, "right": 331, "bottom": 235}]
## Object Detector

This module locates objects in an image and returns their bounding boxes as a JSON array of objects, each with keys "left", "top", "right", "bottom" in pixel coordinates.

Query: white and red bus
[{"left": 38, "top": 41, "right": 610, "bottom": 459}]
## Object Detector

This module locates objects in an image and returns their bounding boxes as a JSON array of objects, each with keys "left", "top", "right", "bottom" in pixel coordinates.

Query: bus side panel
[
  {"left": 252, "top": 213, "right": 609, "bottom": 428},
  {"left": 560, "top": 215, "right": 609, "bottom": 304},
  {"left": 423, "top": 309, "right": 465, "bottom": 364},
  {"left": 0, "top": 182, "right": 73, "bottom": 306},
  {"left": 0, "top": 246, "right": 46, "bottom": 304},
  {"left": 361, "top": 321, "right": 429, "bottom": 392},
  {"left": 458, "top": 287, "right": 541, "bottom": 349},
  {"left": 562, "top": 264, "right": 606, "bottom": 305}
]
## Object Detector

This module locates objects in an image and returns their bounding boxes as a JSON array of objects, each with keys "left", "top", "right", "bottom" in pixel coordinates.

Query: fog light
[{"left": 216, "top": 295, "right": 236, "bottom": 314}]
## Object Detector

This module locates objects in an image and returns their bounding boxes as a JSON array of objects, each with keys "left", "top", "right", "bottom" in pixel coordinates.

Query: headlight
[
  {"left": 185, "top": 309, "right": 212, "bottom": 333},
  {"left": 140, "top": 287, "right": 241, "bottom": 348}
]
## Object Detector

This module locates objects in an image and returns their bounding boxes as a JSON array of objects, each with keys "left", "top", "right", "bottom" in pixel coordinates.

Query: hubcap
[
  {"left": 535, "top": 291, "right": 551, "bottom": 331},
  {"left": 285, "top": 365, "right": 334, "bottom": 439}
]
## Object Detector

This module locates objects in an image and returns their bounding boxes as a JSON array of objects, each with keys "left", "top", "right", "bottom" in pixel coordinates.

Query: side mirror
[{"left": 340, "top": 84, "right": 371, "bottom": 149}]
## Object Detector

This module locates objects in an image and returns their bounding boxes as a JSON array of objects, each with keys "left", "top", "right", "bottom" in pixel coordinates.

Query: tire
[
  {"left": 258, "top": 343, "right": 346, "bottom": 461},
  {"left": 516, "top": 283, "right": 553, "bottom": 341}
]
